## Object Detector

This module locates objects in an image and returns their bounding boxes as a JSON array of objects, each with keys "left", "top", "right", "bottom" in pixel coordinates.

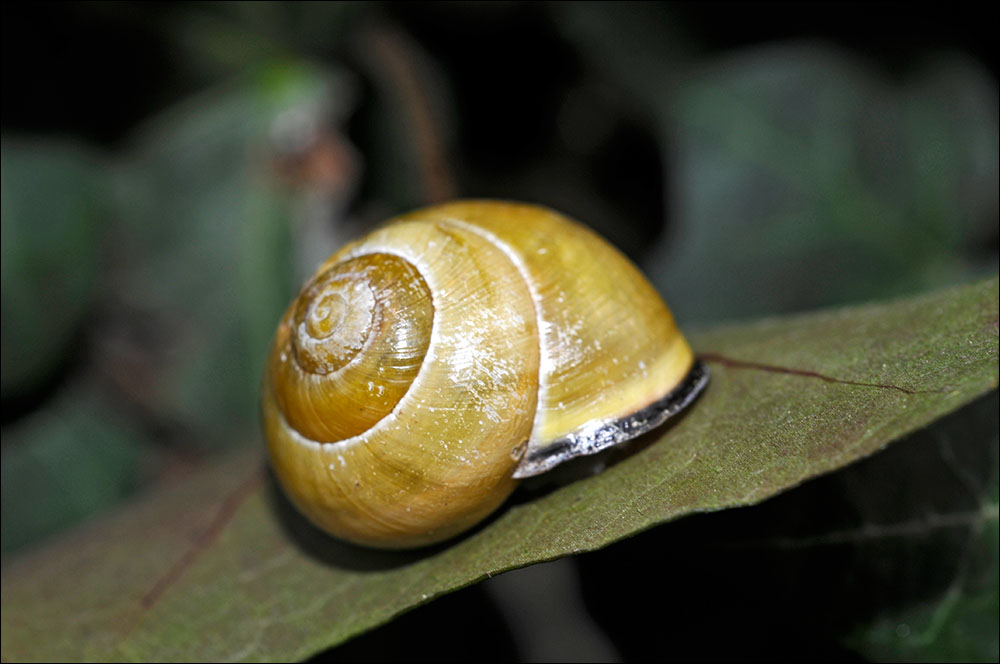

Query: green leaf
[
  {"left": 650, "top": 49, "right": 998, "bottom": 323},
  {"left": 1, "top": 277, "right": 996, "bottom": 662},
  {"left": 0, "top": 139, "right": 109, "bottom": 396},
  {"left": 1, "top": 384, "right": 146, "bottom": 556}
]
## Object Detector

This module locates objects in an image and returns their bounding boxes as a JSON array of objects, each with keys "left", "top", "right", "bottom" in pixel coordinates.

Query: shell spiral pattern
[{"left": 262, "top": 201, "right": 704, "bottom": 548}]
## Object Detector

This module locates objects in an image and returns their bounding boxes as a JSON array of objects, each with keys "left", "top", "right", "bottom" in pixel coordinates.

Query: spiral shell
[{"left": 262, "top": 201, "right": 706, "bottom": 548}]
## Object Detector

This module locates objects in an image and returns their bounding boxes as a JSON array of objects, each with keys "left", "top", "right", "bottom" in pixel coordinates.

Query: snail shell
[{"left": 261, "top": 201, "right": 707, "bottom": 548}]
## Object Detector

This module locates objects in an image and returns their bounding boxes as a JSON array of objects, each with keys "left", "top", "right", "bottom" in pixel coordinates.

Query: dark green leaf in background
[
  {"left": 0, "top": 140, "right": 108, "bottom": 397},
  {"left": 652, "top": 50, "right": 998, "bottom": 323},
  {"left": 844, "top": 393, "right": 999, "bottom": 662},
  {"left": 1, "top": 277, "right": 995, "bottom": 662},
  {"left": 108, "top": 62, "right": 331, "bottom": 448},
  {"left": 555, "top": 3, "right": 998, "bottom": 322},
  {"left": 1, "top": 383, "right": 147, "bottom": 555},
  {"left": 1, "top": 64, "right": 350, "bottom": 559}
]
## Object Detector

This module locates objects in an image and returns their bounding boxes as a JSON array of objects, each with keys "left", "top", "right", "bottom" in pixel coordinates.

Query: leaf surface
[{"left": 2, "top": 277, "right": 997, "bottom": 662}]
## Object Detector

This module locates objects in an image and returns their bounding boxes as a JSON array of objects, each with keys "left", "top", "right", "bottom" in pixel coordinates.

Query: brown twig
[{"left": 361, "top": 23, "right": 457, "bottom": 204}]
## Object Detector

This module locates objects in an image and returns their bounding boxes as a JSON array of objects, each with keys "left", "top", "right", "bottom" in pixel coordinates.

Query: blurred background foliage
[{"left": 1, "top": 2, "right": 996, "bottom": 660}]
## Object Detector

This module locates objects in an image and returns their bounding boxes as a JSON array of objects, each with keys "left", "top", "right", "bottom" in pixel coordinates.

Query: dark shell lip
[{"left": 512, "top": 360, "right": 710, "bottom": 478}]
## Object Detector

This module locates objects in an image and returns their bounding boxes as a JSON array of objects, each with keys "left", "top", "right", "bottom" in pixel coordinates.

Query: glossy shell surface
[{"left": 262, "top": 201, "right": 701, "bottom": 548}]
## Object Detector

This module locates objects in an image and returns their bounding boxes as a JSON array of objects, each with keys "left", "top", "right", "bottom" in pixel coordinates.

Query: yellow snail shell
[{"left": 261, "top": 201, "right": 708, "bottom": 548}]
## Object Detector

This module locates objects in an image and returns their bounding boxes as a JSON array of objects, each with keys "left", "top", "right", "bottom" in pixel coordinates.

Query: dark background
[
  {"left": 4, "top": 4, "right": 998, "bottom": 146},
  {"left": 2, "top": 2, "right": 997, "bottom": 660}
]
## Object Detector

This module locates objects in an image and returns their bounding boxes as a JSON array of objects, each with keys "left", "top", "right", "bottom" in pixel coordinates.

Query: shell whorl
[{"left": 270, "top": 253, "right": 433, "bottom": 443}]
